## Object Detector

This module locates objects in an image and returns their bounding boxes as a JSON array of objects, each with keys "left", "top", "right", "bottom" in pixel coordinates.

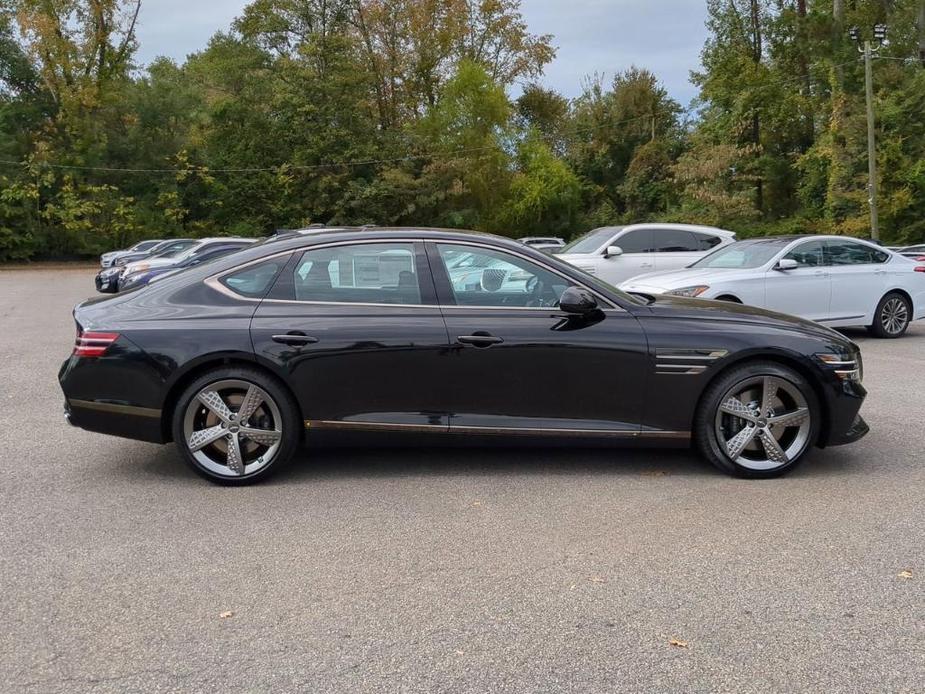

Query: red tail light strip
[{"left": 74, "top": 331, "right": 120, "bottom": 358}]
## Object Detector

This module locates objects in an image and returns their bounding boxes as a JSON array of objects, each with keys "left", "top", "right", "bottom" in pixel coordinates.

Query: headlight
[
  {"left": 665, "top": 285, "right": 710, "bottom": 298},
  {"left": 815, "top": 352, "right": 862, "bottom": 382}
]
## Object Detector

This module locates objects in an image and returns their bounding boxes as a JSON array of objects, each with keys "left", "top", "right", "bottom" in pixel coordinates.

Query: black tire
[
  {"left": 868, "top": 292, "right": 911, "bottom": 338},
  {"left": 694, "top": 361, "right": 820, "bottom": 479},
  {"left": 171, "top": 366, "right": 301, "bottom": 485}
]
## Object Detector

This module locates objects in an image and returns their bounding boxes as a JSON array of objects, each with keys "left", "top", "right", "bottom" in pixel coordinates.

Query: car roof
[{"left": 620, "top": 223, "right": 737, "bottom": 237}]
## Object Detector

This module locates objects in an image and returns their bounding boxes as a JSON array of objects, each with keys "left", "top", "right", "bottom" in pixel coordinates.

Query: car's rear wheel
[
  {"left": 695, "top": 362, "right": 818, "bottom": 478},
  {"left": 868, "top": 292, "right": 911, "bottom": 338},
  {"left": 172, "top": 367, "right": 300, "bottom": 484}
]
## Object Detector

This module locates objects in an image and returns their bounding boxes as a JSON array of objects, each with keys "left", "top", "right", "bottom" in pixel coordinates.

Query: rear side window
[
  {"left": 826, "top": 240, "right": 888, "bottom": 265},
  {"left": 292, "top": 243, "right": 421, "bottom": 304},
  {"left": 691, "top": 232, "right": 723, "bottom": 251},
  {"left": 221, "top": 259, "right": 286, "bottom": 298},
  {"left": 614, "top": 229, "right": 654, "bottom": 253},
  {"left": 651, "top": 229, "right": 699, "bottom": 253}
]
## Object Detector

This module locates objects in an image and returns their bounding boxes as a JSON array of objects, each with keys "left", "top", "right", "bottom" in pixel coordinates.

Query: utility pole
[
  {"left": 863, "top": 40, "right": 879, "bottom": 241},
  {"left": 849, "top": 24, "right": 887, "bottom": 241}
]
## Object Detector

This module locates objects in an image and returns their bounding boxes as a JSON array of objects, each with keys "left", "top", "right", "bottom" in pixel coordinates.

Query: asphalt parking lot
[{"left": 1, "top": 268, "right": 923, "bottom": 693}]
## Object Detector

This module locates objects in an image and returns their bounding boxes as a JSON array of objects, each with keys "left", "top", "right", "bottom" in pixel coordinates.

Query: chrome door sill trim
[{"left": 306, "top": 420, "right": 689, "bottom": 440}]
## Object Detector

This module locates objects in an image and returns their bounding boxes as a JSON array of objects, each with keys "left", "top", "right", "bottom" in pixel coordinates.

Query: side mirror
[
  {"left": 604, "top": 245, "right": 623, "bottom": 259},
  {"left": 775, "top": 258, "right": 799, "bottom": 271},
  {"left": 559, "top": 286, "right": 599, "bottom": 315}
]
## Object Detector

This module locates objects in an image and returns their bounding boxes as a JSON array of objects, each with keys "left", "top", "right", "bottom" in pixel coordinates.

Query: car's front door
[
  {"left": 250, "top": 241, "right": 451, "bottom": 432},
  {"left": 428, "top": 242, "right": 650, "bottom": 435},
  {"left": 595, "top": 228, "right": 655, "bottom": 285},
  {"left": 764, "top": 240, "right": 831, "bottom": 320},
  {"left": 824, "top": 239, "right": 889, "bottom": 323}
]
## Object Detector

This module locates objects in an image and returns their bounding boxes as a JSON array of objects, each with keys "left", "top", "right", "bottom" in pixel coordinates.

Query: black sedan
[{"left": 60, "top": 227, "right": 868, "bottom": 484}]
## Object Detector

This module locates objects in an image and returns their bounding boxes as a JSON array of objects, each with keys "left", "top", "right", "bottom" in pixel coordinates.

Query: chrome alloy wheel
[
  {"left": 880, "top": 297, "right": 909, "bottom": 336},
  {"left": 182, "top": 379, "right": 283, "bottom": 477},
  {"left": 714, "top": 375, "right": 812, "bottom": 471}
]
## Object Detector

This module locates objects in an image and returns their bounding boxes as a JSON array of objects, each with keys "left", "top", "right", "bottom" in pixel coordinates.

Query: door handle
[
  {"left": 813, "top": 270, "right": 829, "bottom": 277},
  {"left": 272, "top": 332, "right": 319, "bottom": 346},
  {"left": 640, "top": 262, "right": 653, "bottom": 268},
  {"left": 457, "top": 334, "right": 504, "bottom": 347}
]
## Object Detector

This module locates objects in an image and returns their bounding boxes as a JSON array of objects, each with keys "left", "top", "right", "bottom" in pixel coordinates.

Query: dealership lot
[{"left": 1, "top": 268, "right": 923, "bottom": 692}]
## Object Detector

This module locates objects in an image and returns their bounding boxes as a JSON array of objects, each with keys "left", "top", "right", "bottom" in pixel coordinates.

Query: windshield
[
  {"left": 560, "top": 227, "right": 624, "bottom": 254},
  {"left": 152, "top": 241, "right": 196, "bottom": 259},
  {"left": 690, "top": 239, "right": 792, "bottom": 269},
  {"left": 130, "top": 240, "right": 160, "bottom": 252}
]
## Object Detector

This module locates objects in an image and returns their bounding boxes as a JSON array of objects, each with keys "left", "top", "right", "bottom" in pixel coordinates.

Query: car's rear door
[
  {"left": 250, "top": 240, "right": 451, "bottom": 432},
  {"left": 428, "top": 241, "right": 649, "bottom": 435},
  {"left": 824, "top": 239, "right": 889, "bottom": 323},
  {"left": 650, "top": 228, "right": 704, "bottom": 273}
]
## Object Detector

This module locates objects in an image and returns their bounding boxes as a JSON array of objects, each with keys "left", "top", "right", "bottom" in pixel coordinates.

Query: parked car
[
  {"left": 556, "top": 223, "right": 737, "bottom": 286},
  {"left": 895, "top": 243, "right": 925, "bottom": 260},
  {"left": 61, "top": 226, "right": 868, "bottom": 485},
  {"left": 620, "top": 235, "right": 925, "bottom": 338},
  {"left": 100, "top": 239, "right": 163, "bottom": 268},
  {"left": 118, "top": 238, "right": 256, "bottom": 291},
  {"left": 95, "top": 239, "right": 197, "bottom": 292},
  {"left": 517, "top": 236, "right": 565, "bottom": 252}
]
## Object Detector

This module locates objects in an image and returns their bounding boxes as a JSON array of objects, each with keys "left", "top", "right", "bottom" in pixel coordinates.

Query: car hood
[
  {"left": 619, "top": 267, "right": 749, "bottom": 291},
  {"left": 639, "top": 293, "right": 853, "bottom": 346},
  {"left": 557, "top": 252, "right": 599, "bottom": 262},
  {"left": 122, "top": 257, "right": 178, "bottom": 274}
]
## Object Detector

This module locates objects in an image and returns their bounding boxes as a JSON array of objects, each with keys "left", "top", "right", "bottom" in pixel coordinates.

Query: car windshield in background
[
  {"left": 560, "top": 227, "right": 624, "bottom": 254},
  {"left": 690, "top": 239, "right": 792, "bottom": 269}
]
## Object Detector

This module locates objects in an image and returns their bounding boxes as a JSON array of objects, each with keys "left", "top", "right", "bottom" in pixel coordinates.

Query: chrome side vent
[{"left": 655, "top": 348, "right": 729, "bottom": 375}]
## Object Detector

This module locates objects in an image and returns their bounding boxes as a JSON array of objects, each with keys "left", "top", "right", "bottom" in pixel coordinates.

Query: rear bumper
[
  {"left": 63, "top": 396, "right": 166, "bottom": 443},
  {"left": 59, "top": 340, "right": 170, "bottom": 444}
]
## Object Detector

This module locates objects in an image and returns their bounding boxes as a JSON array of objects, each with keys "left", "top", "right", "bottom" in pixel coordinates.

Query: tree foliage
[{"left": 2, "top": 0, "right": 925, "bottom": 261}]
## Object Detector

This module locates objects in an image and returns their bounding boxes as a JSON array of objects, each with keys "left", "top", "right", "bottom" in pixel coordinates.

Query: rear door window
[
  {"left": 292, "top": 243, "right": 422, "bottom": 304},
  {"left": 651, "top": 229, "right": 700, "bottom": 253}
]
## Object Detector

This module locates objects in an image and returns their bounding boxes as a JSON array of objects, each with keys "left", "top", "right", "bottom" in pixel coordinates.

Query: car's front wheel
[
  {"left": 869, "top": 292, "right": 911, "bottom": 338},
  {"left": 695, "top": 362, "right": 819, "bottom": 478},
  {"left": 171, "top": 367, "right": 301, "bottom": 484}
]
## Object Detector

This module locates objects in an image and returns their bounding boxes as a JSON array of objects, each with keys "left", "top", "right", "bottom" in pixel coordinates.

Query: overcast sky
[{"left": 134, "top": 0, "right": 709, "bottom": 107}]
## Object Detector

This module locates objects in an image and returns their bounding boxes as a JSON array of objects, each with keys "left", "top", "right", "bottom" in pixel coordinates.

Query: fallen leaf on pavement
[
  {"left": 219, "top": 611, "right": 234, "bottom": 618},
  {"left": 471, "top": 500, "right": 482, "bottom": 507},
  {"left": 898, "top": 569, "right": 913, "bottom": 579},
  {"left": 588, "top": 576, "right": 606, "bottom": 584},
  {"left": 669, "top": 639, "right": 688, "bottom": 648}
]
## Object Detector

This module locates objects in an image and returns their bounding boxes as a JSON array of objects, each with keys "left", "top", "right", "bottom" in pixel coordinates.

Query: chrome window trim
[{"left": 205, "top": 236, "right": 623, "bottom": 311}]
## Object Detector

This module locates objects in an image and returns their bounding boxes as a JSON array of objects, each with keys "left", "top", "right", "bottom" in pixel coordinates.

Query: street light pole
[{"left": 863, "top": 39, "right": 879, "bottom": 241}]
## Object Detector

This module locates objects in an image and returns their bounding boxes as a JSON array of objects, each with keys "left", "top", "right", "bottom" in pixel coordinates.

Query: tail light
[
  {"left": 915, "top": 266, "right": 925, "bottom": 273},
  {"left": 914, "top": 255, "right": 925, "bottom": 262},
  {"left": 74, "top": 329, "right": 120, "bottom": 358}
]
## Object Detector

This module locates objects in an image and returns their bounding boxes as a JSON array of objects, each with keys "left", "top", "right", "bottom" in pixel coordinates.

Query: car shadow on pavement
[{"left": 117, "top": 441, "right": 864, "bottom": 485}]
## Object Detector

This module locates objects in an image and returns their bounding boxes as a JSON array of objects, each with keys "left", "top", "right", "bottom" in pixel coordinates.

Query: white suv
[{"left": 556, "top": 223, "right": 737, "bottom": 286}]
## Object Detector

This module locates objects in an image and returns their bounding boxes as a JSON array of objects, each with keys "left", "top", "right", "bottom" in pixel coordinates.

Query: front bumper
[{"left": 826, "top": 413, "right": 869, "bottom": 447}]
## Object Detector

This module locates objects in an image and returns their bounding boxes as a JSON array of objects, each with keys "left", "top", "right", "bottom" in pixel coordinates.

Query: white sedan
[
  {"left": 620, "top": 235, "right": 925, "bottom": 338},
  {"left": 556, "top": 223, "right": 736, "bottom": 287}
]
